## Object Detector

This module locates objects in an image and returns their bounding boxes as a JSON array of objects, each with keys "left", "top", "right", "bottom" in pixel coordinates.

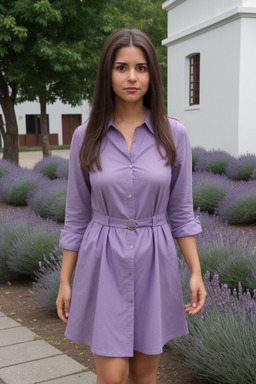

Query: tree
[
  {"left": 0, "top": 0, "right": 116, "bottom": 163},
  {"left": 0, "top": 0, "right": 167, "bottom": 164}
]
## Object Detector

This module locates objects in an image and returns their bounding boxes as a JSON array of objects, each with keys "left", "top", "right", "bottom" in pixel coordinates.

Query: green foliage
[
  {"left": 0, "top": 219, "right": 27, "bottom": 282},
  {"left": 8, "top": 230, "right": 59, "bottom": 275},
  {"left": 173, "top": 309, "right": 256, "bottom": 384}
]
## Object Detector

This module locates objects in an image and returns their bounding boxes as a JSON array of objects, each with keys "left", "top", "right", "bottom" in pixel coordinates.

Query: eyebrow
[{"left": 114, "top": 62, "right": 148, "bottom": 66}]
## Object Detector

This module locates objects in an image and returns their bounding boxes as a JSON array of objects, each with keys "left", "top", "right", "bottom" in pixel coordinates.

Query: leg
[
  {"left": 93, "top": 354, "right": 129, "bottom": 384},
  {"left": 129, "top": 350, "right": 160, "bottom": 384}
]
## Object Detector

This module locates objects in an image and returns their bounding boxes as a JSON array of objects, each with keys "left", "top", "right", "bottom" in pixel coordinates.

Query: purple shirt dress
[{"left": 59, "top": 110, "right": 202, "bottom": 357}]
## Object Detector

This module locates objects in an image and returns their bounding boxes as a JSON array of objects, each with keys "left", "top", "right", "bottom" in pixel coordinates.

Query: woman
[{"left": 56, "top": 28, "right": 207, "bottom": 384}]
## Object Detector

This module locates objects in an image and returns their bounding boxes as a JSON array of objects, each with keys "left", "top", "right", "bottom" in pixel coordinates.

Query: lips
[{"left": 125, "top": 87, "right": 139, "bottom": 92}]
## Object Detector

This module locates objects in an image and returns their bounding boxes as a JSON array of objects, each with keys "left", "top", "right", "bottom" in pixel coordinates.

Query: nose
[{"left": 128, "top": 68, "right": 136, "bottom": 82}]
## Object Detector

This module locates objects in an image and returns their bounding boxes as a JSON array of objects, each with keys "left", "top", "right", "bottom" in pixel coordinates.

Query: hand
[
  {"left": 56, "top": 282, "right": 72, "bottom": 324},
  {"left": 184, "top": 273, "right": 207, "bottom": 316}
]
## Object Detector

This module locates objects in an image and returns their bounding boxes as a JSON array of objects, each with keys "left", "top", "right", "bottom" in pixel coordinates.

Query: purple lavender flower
[
  {"left": 194, "top": 150, "right": 233, "bottom": 174},
  {"left": 55, "top": 159, "right": 69, "bottom": 179},
  {"left": 196, "top": 221, "right": 256, "bottom": 290},
  {"left": 0, "top": 168, "right": 47, "bottom": 205},
  {"left": 192, "top": 147, "right": 207, "bottom": 171},
  {"left": 33, "top": 247, "right": 63, "bottom": 311},
  {"left": 27, "top": 178, "right": 67, "bottom": 222},
  {"left": 34, "top": 156, "right": 67, "bottom": 179},
  {"left": 0, "top": 208, "right": 60, "bottom": 279},
  {"left": 251, "top": 167, "right": 256, "bottom": 180},
  {"left": 225, "top": 154, "right": 256, "bottom": 180},
  {"left": 0, "top": 159, "right": 18, "bottom": 178},
  {"left": 215, "top": 180, "right": 256, "bottom": 224},
  {"left": 193, "top": 171, "right": 231, "bottom": 213}
]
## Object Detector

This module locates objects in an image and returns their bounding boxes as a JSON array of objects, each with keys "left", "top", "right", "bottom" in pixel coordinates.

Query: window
[
  {"left": 26, "top": 114, "right": 49, "bottom": 145},
  {"left": 189, "top": 54, "right": 200, "bottom": 105}
]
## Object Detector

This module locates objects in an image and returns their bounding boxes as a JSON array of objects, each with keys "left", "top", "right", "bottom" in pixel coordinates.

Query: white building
[
  {"left": 0, "top": 99, "right": 90, "bottom": 147},
  {"left": 162, "top": 0, "right": 256, "bottom": 156}
]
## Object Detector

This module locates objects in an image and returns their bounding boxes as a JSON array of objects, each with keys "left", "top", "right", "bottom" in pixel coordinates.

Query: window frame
[{"left": 189, "top": 53, "right": 200, "bottom": 106}]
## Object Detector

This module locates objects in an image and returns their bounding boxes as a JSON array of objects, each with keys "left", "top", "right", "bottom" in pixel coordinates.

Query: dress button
[
  {"left": 133, "top": 138, "right": 136, "bottom": 142},
  {"left": 129, "top": 300, "right": 133, "bottom": 304},
  {"left": 130, "top": 245, "right": 133, "bottom": 249},
  {"left": 129, "top": 165, "right": 133, "bottom": 169},
  {"left": 128, "top": 194, "right": 132, "bottom": 198},
  {"left": 129, "top": 272, "right": 132, "bottom": 276}
]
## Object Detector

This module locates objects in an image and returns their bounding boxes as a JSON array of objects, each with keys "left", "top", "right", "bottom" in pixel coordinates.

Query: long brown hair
[{"left": 79, "top": 28, "right": 177, "bottom": 171}]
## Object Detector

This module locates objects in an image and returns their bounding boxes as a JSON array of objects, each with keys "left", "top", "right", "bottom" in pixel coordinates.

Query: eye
[
  {"left": 137, "top": 65, "right": 147, "bottom": 72},
  {"left": 116, "top": 65, "right": 126, "bottom": 72}
]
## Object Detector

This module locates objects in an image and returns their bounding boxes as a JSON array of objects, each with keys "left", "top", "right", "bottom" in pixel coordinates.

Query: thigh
[
  {"left": 129, "top": 350, "right": 160, "bottom": 383},
  {"left": 93, "top": 354, "right": 129, "bottom": 384}
]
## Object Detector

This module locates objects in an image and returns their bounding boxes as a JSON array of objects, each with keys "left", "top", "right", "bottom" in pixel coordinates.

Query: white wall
[
  {"left": 1, "top": 99, "right": 90, "bottom": 145},
  {"left": 163, "top": 0, "right": 242, "bottom": 37},
  {"left": 238, "top": 17, "right": 256, "bottom": 154},
  {"left": 167, "top": 19, "right": 241, "bottom": 155}
]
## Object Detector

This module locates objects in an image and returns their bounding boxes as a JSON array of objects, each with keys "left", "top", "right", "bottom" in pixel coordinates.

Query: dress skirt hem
[{"left": 64, "top": 328, "right": 189, "bottom": 357}]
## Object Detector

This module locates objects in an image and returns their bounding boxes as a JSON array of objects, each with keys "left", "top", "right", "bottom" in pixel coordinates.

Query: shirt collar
[{"left": 107, "top": 109, "right": 154, "bottom": 135}]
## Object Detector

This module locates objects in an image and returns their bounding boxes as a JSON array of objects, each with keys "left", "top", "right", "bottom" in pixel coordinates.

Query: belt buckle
[{"left": 125, "top": 219, "right": 138, "bottom": 230}]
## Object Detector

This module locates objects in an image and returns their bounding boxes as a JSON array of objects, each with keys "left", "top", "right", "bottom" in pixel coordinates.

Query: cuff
[
  {"left": 59, "top": 229, "right": 84, "bottom": 252},
  {"left": 171, "top": 216, "right": 202, "bottom": 239}
]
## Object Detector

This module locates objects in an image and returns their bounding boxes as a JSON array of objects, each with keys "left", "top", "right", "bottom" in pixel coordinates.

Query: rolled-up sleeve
[
  {"left": 167, "top": 124, "right": 202, "bottom": 238},
  {"left": 59, "top": 125, "right": 92, "bottom": 251}
]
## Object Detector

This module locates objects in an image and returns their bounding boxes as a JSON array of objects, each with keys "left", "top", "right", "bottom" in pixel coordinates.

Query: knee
[
  {"left": 129, "top": 370, "right": 156, "bottom": 384},
  {"left": 97, "top": 370, "right": 128, "bottom": 384},
  {"left": 97, "top": 374, "right": 127, "bottom": 384}
]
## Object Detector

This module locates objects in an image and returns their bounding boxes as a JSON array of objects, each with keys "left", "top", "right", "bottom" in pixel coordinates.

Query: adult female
[{"left": 56, "top": 28, "right": 207, "bottom": 384}]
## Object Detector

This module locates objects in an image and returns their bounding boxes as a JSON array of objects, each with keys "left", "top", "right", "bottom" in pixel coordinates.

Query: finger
[
  {"left": 190, "top": 291, "right": 198, "bottom": 309},
  {"left": 56, "top": 300, "right": 68, "bottom": 324},
  {"left": 64, "top": 299, "right": 70, "bottom": 319}
]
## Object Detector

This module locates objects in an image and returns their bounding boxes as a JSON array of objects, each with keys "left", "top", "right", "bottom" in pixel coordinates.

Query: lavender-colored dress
[{"left": 59, "top": 111, "right": 201, "bottom": 357}]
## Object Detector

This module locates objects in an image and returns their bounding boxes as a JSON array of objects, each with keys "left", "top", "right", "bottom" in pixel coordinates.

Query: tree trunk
[
  {"left": 39, "top": 97, "right": 51, "bottom": 157},
  {"left": 0, "top": 99, "right": 19, "bottom": 165}
]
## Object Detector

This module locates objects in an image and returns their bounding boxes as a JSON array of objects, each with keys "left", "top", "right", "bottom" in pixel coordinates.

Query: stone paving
[{"left": 0, "top": 312, "right": 97, "bottom": 384}]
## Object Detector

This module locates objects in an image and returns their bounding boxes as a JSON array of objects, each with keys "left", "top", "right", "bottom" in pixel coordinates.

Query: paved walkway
[
  {"left": 0, "top": 312, "right": 97, "bottom": 384},
  {"left": 0, "top": 150, "right": 70, "bottom": 169}
]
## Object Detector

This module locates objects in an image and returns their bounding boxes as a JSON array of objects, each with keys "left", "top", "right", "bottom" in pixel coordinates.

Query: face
[{"left": 111, "top": 46, "right": 150, "bottom": 105}]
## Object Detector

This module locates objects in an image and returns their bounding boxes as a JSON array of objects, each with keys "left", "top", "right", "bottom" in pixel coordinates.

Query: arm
[
  {"left": 176, "top": 236, "right": 206, "bottom": 315},
  {"left": 56, "top": 250, "right": 78, "bottom": 323},
  {"left": 167, "top": 121, "right": 206, "bottom": 315},
  {"left": 56, "top": 124, "right": 92, "bottom": 323}
]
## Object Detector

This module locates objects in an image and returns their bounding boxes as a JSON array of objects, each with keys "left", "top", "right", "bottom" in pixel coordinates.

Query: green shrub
[
  {"left": 216, "top": 181, "right": 256, "bottom": 224},
  {"left": 0, "top": 169, "right": 46, "bottom": 205},
  {"left": 193, "top": 172, "right": 231, "bottom": 213},
  {"left": 172, "top": 273, "right": 256, "bottom": 384}
]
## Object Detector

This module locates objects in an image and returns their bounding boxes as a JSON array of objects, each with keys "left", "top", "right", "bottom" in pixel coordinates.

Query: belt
[{"left": 92, "top": 212, "right": 167, "bottom": 230}]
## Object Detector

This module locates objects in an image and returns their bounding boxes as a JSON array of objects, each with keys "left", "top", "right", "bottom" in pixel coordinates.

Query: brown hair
[{"left": 79, "top": 28, "right": 177, "bottom": 171}]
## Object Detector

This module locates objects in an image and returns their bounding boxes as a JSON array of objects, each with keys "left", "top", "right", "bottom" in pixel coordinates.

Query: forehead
[{"left": 114, "top": 46, "right": 147, "bottom": 63}]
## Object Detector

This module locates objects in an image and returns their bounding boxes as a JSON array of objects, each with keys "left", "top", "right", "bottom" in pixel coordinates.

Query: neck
[{"left": 112, "top": 99, "right": 147, "bottom": 124}]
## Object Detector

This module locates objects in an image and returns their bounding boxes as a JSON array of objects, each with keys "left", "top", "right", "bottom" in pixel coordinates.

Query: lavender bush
[
  {"left": 192, "top": 172, "right": 231, "bottom": 213},
  {"left": 0, "top": 168, "right": 46, "bottom": 205},
  {"left": 0, "top": 209, "right": 60, "bottom": 278},
  {"left": 194, "top": 150, "right": 233, "bottom": 174},
  {"left": 225, "top": 154, "right": 256, "bottom": 180},
  {"left": 0, "top": 159, "right": 17, "bottom": 178},
  {"left": 196, "top": 224, "right": 256, "bottom": 290},
  {"left": 34, "top": 156, "right": 67, "bottom": 179},
  {"left": 0, "top": 209, "right": 27, "bottom": 282},
  {"left": 215, "top": 180, "right": 256, "bottom": 224},
  {"left": 33, "top": 247, "right": 63, "bottom": 311},
  {"left": 55, "top": 159, "right": 69, "bottom": 179},
  {"left": 192, "top": 147, "right": 207, "bottom": 172},
  {"left": 27, "top": 179, "right": 67, "bottom": 222},
  {"left": 172, "top": 273, "right": 256, "bottom": 384},
  {"left": 250, "top": 167, "right": 256, "bottom": 180}
]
